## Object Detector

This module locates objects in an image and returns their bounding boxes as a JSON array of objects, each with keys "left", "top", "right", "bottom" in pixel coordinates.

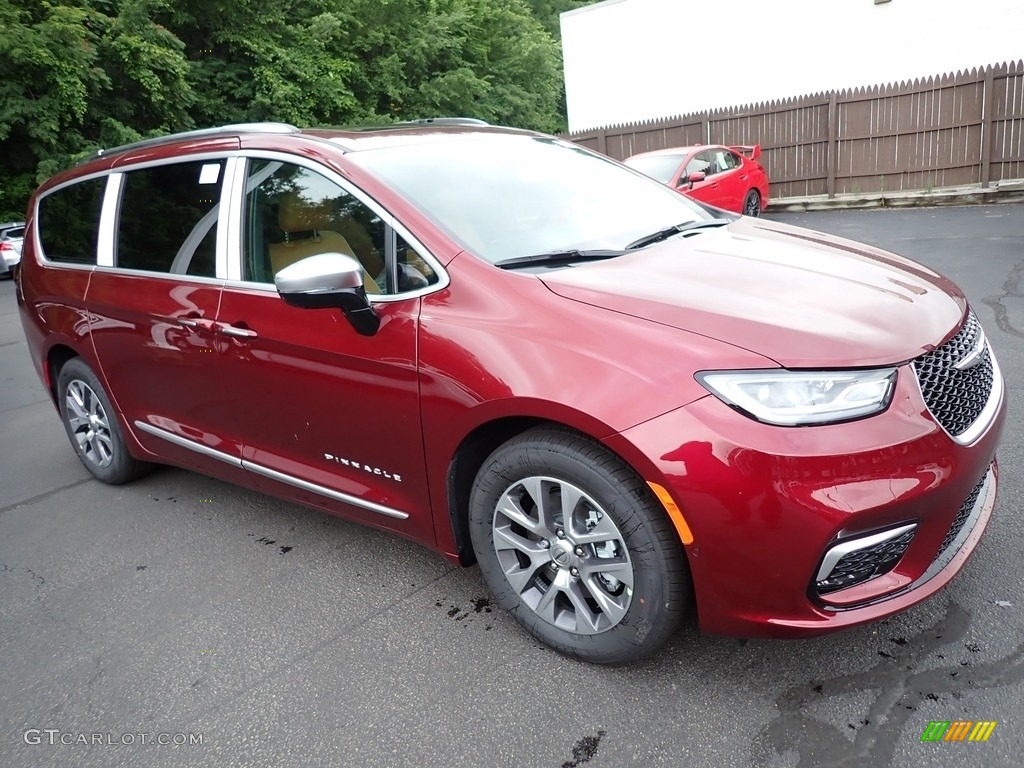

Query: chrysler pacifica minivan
[{"left": 16, "top": 122, "right": 1005, "bottom": 663}]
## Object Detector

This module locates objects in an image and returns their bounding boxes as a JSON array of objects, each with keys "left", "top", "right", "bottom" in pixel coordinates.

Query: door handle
[
  {"left": 217, "top": 323, "right": 258, "bottom": 340},
  {"left": 178, "top": 316, "right": 217, "bottom": 332}
]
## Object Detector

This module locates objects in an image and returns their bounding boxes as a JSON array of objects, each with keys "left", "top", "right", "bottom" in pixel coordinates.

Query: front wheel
[
  {"left": 742, "top": 189, "right": 762, "bottom": 217},
  {"left": 469, "top": 428, "right": 691, "bottom": 664}
]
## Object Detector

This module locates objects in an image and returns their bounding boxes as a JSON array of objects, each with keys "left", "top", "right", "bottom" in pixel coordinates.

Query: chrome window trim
[
  {"left": 96, "top": 173, "right": 122, "bottom": 268},
  {"left": 134, "top": 421, "right": 409, "bottom": 521},
  {"left": 222, "top": 279, "right": 278, "bottom": 293},
  {"left": 229, "top": 151, "right": 450, "bottom": 301},
  {"left": 815, "top": 522, "right": 918, "bottom": 583},
  {"left": 221, "top": 156, "right": 245, "bottom": 281},
  {"left": 90, "top": 267, "right": 226, "bottom": 286}
]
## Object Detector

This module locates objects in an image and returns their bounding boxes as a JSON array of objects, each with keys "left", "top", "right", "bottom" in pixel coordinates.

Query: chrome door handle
[
  {"left": 218, "top": 324, "right": 258, "bottom": 339},
  {"left": 179, "top": 318, "right": 200, "bottom": 328}
]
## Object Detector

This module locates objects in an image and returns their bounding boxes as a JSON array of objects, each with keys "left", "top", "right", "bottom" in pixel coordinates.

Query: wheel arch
[
  {"left": 45, "top": 343, "right": 80, "bottom": 405},
  {"left": 443, "top": 415, "right": 690, "bottom": 570}
]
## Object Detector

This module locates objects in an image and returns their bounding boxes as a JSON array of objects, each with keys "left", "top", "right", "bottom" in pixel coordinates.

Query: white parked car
[{"left": 0, "top": 221, "right": 24, "bottom": 279}]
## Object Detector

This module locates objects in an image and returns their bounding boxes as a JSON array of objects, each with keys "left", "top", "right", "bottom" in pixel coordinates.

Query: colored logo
[{"left": 920, "top": 721, "right": 996, "bottom": 742}]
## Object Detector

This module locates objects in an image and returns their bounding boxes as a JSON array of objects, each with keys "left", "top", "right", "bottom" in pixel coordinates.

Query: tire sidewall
[
  {"left": 469, "top": 432, "right": 683, "bottom": 663},
  {"left": 57, "top": 358, "right": 139, "bottom": 484}
]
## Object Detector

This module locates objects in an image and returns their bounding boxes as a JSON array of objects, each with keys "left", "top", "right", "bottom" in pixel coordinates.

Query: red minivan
[{"left": 16, "top": 122, "right": 1005, "bottom": 663}]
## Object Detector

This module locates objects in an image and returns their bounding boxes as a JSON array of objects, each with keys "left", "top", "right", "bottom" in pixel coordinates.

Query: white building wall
[{"left": 561, "top": 0, "right": 1024, "bottom": 132}]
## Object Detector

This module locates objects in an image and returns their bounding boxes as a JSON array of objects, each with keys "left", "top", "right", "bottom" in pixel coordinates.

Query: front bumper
[{"left": 608, "top": 361, "right": 1005, "bottom": 637}]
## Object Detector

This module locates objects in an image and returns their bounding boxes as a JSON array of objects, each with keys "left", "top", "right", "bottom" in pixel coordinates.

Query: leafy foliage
[{"left": 0, "top": 0, "right": 598, "bottom": 220}]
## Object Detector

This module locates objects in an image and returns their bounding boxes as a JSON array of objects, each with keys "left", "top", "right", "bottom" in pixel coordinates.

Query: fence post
[
  {"left": 827, "top": 91, "right": 838, "bottom": 199},
  {"left": 701, "top": 113, "right": 710, "bottom": 144},
  {"left": 980, "top": 66, "right": 994, "bottom": 188},
  {"left": 597, "top": 128, "right": 608, "bottom": 157}
]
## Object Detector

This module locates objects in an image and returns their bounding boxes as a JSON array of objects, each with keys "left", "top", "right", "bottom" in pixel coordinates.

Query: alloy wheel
[
  {"left": 64, "top": 379, "right": 114, "bottom": 469},
  {"left": 491, "top": 475, "right": 634, "bottom": 634}
]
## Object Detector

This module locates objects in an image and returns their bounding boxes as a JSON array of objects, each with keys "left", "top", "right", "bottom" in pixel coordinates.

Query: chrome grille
[
  {"left": 937, "top": 474, "right": 986, "bottom": 559},
  {"left": 913, "top": 311, "right": 994, "bottom": 438},
  {"left": 816, "top": 527, "right": 916, "bottom": 595}
]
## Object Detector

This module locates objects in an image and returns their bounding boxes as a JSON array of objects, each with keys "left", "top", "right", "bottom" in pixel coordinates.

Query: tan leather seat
[{"left": 268, "top": 192, "right": 381, "bottom": 294}]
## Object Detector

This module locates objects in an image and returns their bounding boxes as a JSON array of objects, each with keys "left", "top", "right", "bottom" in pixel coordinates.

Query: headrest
[{"left": 278, "top": 192, "right": 335, "bottom": 233}]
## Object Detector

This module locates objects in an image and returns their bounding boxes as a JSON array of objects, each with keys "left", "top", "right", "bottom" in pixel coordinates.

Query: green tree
[
  {"left": 0, "top": 0, "right": 573, "bottom": 220},
  {"left": 0, "top": 0, "right": 193, "bottom": 219}
]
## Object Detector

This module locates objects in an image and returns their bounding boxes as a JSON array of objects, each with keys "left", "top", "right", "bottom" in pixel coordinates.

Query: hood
[{"left": 539, "top": 217, "right": 965, "bottom": 368}]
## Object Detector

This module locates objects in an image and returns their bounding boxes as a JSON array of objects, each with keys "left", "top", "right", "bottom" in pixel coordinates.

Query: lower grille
[
  {"left": 937, "top": 475, "right": 987, "bottom": 559},
  {"left": 816, "top": 524, "right": 917, "bottom": 595}
]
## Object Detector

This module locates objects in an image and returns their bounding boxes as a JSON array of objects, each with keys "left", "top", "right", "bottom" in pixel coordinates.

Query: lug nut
[
  {"left": 556, "top": 529, "right": 566, "bottom": 539},
  {"left": 539, "top": 539, "right": 550, "bottom": 549},
  {"left": 570, "top": 567, "right": 580, "bottom": 577},
  {"left": 574, "top": 546, "right": 584, "bottom": 556}
]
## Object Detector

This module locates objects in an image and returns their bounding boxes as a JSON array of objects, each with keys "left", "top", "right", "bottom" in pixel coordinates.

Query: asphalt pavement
[{"left": 1, "top": 203, "right": 1022, "bottom": 768}]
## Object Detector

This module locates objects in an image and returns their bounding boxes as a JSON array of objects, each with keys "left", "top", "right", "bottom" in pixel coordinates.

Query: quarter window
[
  {"left": 116, "top": 160, "right": 224, "bottom": 276},
  {"left": 37, "top": 178, "right": 106, "bottom": 264},
  {"left": 714, "top": 150, "right": 741, "bottom": 172}
]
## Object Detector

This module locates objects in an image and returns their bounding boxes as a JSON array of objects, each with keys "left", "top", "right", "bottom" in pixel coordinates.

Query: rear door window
[{"left": 116, "top": 160, "right": 225, "bottom": 277}]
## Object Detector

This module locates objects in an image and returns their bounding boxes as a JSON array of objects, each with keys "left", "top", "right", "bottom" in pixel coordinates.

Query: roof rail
[
  {"left": 398, "top": 117, "right": 489, "bottom": 126},
  {"left": 92, "top": 122, "right": 301, "bottom": 159}
]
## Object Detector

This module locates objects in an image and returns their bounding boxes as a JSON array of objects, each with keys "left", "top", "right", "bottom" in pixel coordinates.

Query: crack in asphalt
[
  {"left": 752, "top": 601, "right": 1024, "bottom": 767},
  {"left": 0, "top": 478, "right": 92, "bottom": 518},
  {"left": 982, "top": 256, "right": 1024, "bottom": 338}
]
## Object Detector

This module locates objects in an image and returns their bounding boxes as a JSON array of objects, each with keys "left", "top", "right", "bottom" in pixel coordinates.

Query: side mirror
[
  {"left": 275, "top": 252, "right": 380, "bottom": 336},
  {"left": 685, "top": 171, "right": 706, "bottom": 188}
]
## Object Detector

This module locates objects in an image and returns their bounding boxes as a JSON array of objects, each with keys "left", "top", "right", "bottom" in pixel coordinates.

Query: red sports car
[{"left": 625, "top": 144, "right": 770, "bottom": 216}]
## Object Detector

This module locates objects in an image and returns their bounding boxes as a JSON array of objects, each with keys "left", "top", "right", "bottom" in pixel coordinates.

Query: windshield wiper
[
  {"left": 494, "top": 249, "right": 624, "bottom": 270},
  {"left": 625, "top": 219, "right": 728, "bottom": 250}
]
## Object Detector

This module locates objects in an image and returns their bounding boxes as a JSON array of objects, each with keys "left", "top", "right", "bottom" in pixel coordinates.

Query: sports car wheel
[
  {"left": 469, "top": 427, "right": 690, "bottom": 664},
  {"left": 57, "top": 358, "right": 152, "bottom": 484},
  {"left": 743, "top": 189, "right": 762, "bottom": 217}
]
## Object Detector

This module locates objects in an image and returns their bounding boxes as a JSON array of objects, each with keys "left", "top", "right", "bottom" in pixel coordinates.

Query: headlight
[{"left": 696, "top": 368, "right": 897, "bottom": 426}]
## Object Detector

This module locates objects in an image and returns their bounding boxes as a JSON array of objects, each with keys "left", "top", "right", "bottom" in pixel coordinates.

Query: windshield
[
  {"left": 622, "top": 154, "right": 686, "bottom": 184},
  {"left": 354, "top": 136, "right": 707, "bottom": 264}
]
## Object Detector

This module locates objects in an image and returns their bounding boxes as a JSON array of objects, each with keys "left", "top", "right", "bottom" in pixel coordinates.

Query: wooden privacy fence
[{"left": 565, "top": 61, "right": 1024, "bottom": 200}]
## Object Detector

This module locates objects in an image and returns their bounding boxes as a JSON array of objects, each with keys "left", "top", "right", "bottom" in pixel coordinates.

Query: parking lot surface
[{"left": 1, "top": 203, "right": 1022, "bottom": 768}]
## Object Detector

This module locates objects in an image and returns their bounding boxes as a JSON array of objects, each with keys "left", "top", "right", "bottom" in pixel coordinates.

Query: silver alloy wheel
[
  {"left": 492, "top": 475, "right": 634, "bottom": 635},
  {"left": 64, "top": 379, "right": 114, "bottom": 469}
]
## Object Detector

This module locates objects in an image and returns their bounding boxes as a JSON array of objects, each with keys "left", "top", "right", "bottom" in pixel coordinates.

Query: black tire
[
  {"left": 57, "top": 357, "right": 152, "bottom": 484},
  {"left": 469, "top": 427, "right": 690, "bottom": 664},
  {"left": 742, "top": 189, "right": 762, "bottom": 217}
]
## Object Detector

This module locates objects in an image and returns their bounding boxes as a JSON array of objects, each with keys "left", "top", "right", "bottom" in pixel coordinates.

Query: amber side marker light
[{"left": 648, "top": 482, "right": 694, "bottom": 545}]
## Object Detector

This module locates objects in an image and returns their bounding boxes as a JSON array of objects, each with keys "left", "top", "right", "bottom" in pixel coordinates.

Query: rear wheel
[
  {"left": 469, "top": 427, "right": 690, "bottom": 664},
  {"left": 57, "top": 358, "right": 152, "bottom": 484},
  {"left": 742, "top": 189, "right": 762, "bottom": 217}
]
